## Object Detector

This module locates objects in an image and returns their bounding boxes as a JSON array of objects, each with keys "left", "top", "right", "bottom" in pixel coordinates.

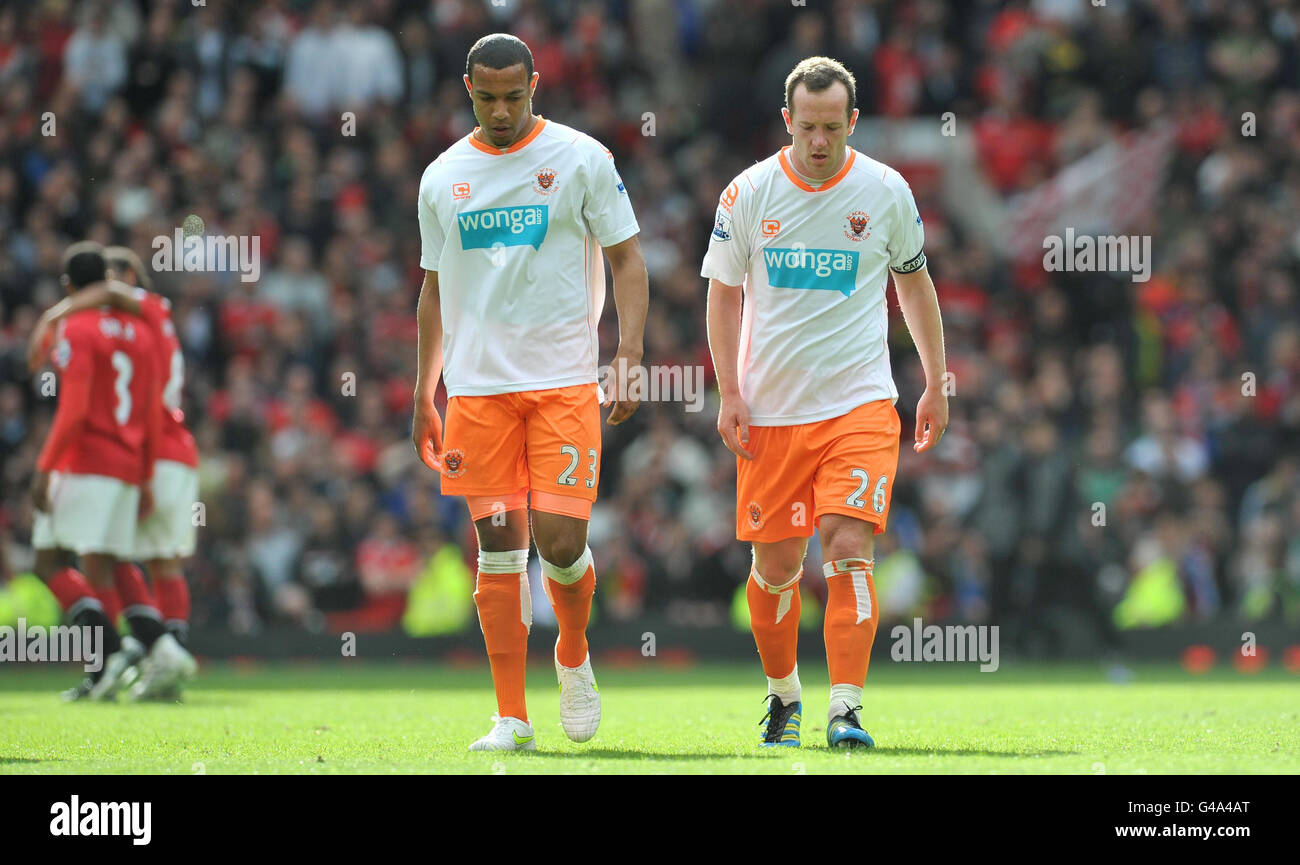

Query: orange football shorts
[
  {"left": 736, "top": 399, "right": 901, "bottom": 542},
  {"left": 440, "top": 383, "right": 601, "bottom": 521}
]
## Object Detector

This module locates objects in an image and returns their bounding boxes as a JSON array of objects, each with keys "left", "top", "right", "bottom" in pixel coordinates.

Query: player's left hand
[
  {"left": 31, "top": 471, "right": 51, "bottom": 512},
  {"left": 913, "top": 384, "right": 949, "bottom": 454},
  {"left": 601, "top": 347, "right": 642, "bottom": 426}
]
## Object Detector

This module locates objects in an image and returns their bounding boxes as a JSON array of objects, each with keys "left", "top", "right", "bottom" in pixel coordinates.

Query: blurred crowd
[{"left": 1, "top": 0, "right": 1298, "bottom": 649}]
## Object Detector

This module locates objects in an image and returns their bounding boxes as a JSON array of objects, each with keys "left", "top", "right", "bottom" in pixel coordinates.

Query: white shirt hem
[
  {"left": 447, "top": 375, "right": 597, "bottom": 398},
  {"left": 747, "top": 392, "right": 898, "bottom": 427}
]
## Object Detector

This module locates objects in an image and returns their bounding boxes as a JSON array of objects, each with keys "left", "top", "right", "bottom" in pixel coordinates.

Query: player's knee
[
  {"left": 820, "top": 522, "right": 874, "bottom": 564},
  {"left": 531, "top": 510, "right": 588, "bottom": 567},
  {"left": 754, "top": 561, "right": 803, "bottom": 588},
  {"left": 752, "top": 565, "right": 801, "bottom": 593},
  {"left": 823, "top": 541, "right": 871, "bottom": 566},
  {"left": 38, "top": 549, "right": 76, "bottom": 575},
  {"left": 536, "top": 535, "right": 585, "bottom": 569},
  {"left": 751, "top": 544, "right": 804, "bottom": 590},
  {"left": 146, "top": 558, "right": 182, "bottom": 580}
]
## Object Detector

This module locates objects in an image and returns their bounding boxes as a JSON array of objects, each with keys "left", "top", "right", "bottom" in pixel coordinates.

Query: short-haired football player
[
  {"left": 702, "top": 57, "right": 949, "bottom": 748},
  {"left": 413, "top": 34, "right": 648, "bottom": 750}
]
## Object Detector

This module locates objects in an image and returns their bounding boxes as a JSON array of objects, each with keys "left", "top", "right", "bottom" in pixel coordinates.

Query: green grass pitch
[{"left": 1, "top": 662, "right": 1296, "bottom": 774}]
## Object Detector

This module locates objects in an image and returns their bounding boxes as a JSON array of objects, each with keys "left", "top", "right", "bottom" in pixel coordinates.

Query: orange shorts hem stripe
[
  {"left": 529, "top": 491, "right": 592, "bottom": 520},
  {"left": 465, "top": 490, "right": 529, "bottom": 522},
  {"left": 814, "top": 505, "right": 887, "bottom": 534}
]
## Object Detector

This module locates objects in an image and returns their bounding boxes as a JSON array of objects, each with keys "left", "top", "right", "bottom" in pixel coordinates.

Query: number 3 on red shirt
[{"left": 111, "top": 350, "right": 133, "bottom": 426}]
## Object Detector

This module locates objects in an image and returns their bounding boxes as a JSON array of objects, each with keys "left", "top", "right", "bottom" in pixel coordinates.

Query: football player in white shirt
[
  {"left": 412, "top": 34, "right": 649, "bottom": 752},
  {"left": 702, "top": 57, "right": 949, "bottom": 749}
]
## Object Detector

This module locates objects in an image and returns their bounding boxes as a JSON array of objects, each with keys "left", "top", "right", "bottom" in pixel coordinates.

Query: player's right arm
[
  {"left": 27, "top": 280, "right": 141, "bottom": 373},
  {"left": 701, "top": 177, "right": 755, "bottom": 460},
  {"left": 413, "top": 162, "right": 447, "bottom": 471},
  {"left": 32, "top": 320, "right": 94, "bottom": 511},
  {"left": 707, "top": 278, "right": 753, "bottom": 460},
  {"left": 412, "top": 268, "right": 445, "bottom": 471}
]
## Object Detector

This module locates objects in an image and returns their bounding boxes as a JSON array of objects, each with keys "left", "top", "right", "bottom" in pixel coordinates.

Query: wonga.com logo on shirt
[
  {"left": 457, "top": 205, "right": 549, "bottom": 251},
  {"left": 763, "top": 247, "right": 859, "bottom": 298}
]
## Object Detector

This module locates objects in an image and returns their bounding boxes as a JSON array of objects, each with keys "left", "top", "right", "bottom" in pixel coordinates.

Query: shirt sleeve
[
  {"left": 886, "top": 170, "right": 927, "bottom": 274},
  {"left": 36, "top": 321, "right": 94, "bottom": 472},
  {"left": 582, "top": 142, "right": 640, "bottom": 248},
  {"left": 417, "top": 164, "right": 446, "bottom": 272},
  {"left": 136, "top": 288, "right": 169, "bottom": 330},
  {"left": 699, "top": 175, "right": 752, "bottom": 286}
]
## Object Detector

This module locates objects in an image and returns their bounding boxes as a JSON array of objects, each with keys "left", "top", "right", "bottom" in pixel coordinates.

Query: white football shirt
[
  {"left": 418, "top": 117, "right": 640, "bottom": 397},
  {"left": 700, "top": 146, "right": 926, "bottom": 425}
]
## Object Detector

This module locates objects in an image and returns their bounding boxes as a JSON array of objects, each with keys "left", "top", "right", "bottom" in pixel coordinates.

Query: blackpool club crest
[
  {"left": 844, "top": 210, "right": 870, "bottom": 241},
  {"left": 441, "top": 448, "right": 467, "bottom": 478},
  {"left": 747, "top": 501, "right": 765, "bottom": 530},
  {"left": 533, "top": 167, "right": 558, "bottom": 194}
]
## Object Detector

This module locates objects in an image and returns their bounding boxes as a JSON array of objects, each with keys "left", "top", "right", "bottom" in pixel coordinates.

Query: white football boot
[
  {"left": 128, "top": 633, "right": 197, "bottom": 701},
  {"left": 555, "top": 643, "right": 601, "bottom": 743},
  {"left": 468, "top": 715, "right": 537, "bottom": 752},
  {"left": 79, "top": 636, "right": 145, "bottom": 701}
]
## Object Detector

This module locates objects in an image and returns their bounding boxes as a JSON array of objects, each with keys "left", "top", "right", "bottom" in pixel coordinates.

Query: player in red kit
[
  {"left": 31, "top": 242, "right": 165, "bottom": 699},
  {"left": 29, "top": 246, "right": 199, "bottom": 700}
]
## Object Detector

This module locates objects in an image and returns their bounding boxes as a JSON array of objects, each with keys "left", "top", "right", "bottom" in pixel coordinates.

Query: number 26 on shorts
[{"left": 846, "top": 468, "right": 888, "bottom": 515}]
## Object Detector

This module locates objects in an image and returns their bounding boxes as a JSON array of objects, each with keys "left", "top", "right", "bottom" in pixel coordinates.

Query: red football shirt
[
  {"left": 37, "top": 307, "right": 163, "bottom": 485},
  {"left": 134, "top": 289, "right": 199, "bottom": 467}
]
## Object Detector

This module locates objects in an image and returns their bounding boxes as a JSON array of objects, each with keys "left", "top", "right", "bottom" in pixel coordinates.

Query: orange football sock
[
  {"left": 823, "top": 558, "right": 879, "bottom": 688},
  {"left": 541, "top": 546, "right": 595, "bottom": 668},
  {"left": 548, "top": 567, "right": 594, "bottom": 668},
  {"left": 473, "top": 561, "right": 531, "bottom": 723},
  {"left": 747, "top": 567, "right": 800, "bottom": 680}
]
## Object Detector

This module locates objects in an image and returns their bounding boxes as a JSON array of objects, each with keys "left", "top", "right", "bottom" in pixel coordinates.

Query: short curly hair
[{"left": 784, "top": 56, "right": 857, "bottom": 118}]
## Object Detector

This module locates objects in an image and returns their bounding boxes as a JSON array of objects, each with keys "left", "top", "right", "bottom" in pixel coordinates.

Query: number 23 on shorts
[{"left": 557, "top": 444, "right": 597, "bottom": 489}]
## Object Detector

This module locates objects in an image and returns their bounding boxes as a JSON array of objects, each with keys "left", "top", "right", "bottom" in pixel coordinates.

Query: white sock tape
[{"left": 540, "top": 545, "right": 593, "bottom": 586}]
